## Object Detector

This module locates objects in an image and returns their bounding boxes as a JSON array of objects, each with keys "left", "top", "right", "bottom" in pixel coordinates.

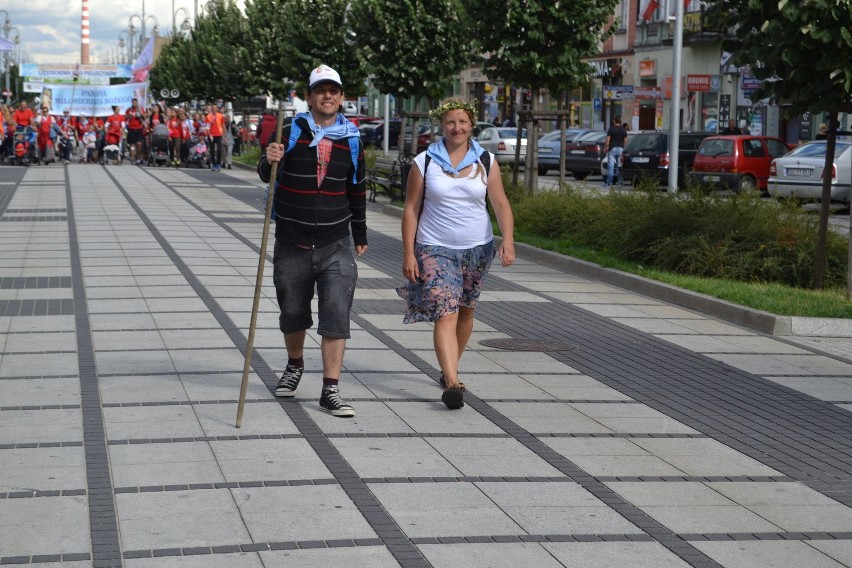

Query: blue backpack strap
[
  {"left": 348, "top": 137, "right": 360, "bottom": 184},
  {"left": 266, "top": 122, "right": 301, "bottom": 221}
]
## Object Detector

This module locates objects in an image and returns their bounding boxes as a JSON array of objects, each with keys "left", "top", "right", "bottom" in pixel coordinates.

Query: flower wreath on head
[{"left": 429, "top": 99, "right": 478, "bottom": 121}]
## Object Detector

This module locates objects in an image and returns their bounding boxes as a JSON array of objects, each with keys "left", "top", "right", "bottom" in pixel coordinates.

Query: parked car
[
  {"left": 560, "top": 131, "right": 609, "bottom": 180},
  {"left": 768, "top": 140, "right": 852, "bottom": 204},
  {"left": 621, "top": 131, "right": 715, "bottom": 187},
  {"left": 537, "top": 129, "right": 596, "bottom": 175},
  {"left": 473, "top": 121, "right": 497, "bottom": 139},
  {"left": 359, "top": 119, "right": 401, "bottom": 148},
  {"left": 689, "top": 135, "right": 795, "bottom": 193},
  {"left": 476, "top": 127, "right": 528, "bottom": 164}
]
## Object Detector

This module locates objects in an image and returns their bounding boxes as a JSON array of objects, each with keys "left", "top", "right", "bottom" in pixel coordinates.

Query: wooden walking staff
[{"left": 236, "top": 111, "right": 286, "bottom": 428}]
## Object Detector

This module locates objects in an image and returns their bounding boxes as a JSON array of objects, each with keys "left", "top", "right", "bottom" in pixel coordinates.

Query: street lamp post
[
  {"left": 118, "top": 31, "right": 131, "bottom": 64},
  {"left": 128, "top": 15, "right": 143, "bottom": 59},
  {"left": 1, "top": 10, "right": 17, "bottom": 105},
  {"left": 173, "top": 7, "right": 191, "bottom": 37}
]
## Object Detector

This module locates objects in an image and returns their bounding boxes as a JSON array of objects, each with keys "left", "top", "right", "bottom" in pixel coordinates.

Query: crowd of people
[{"left": 0, "top": 99, "right": 242, "bottom": 169}]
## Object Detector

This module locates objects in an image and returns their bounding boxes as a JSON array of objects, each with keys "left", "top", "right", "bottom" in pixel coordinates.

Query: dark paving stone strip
[
  {"left": 0, "top": 441, "right": 83, "bottom": 449},
  {"left": 114, "top": 169, "right": 432, "bottom": 568},
  {"left": 0, "top": 553, "right": 92, "bottom": 564},
  {"left": 0, "top": 299, "right": 75, "bottom": 316},
  {"left": 0, "top": 215, "right": 68, "bottom": 222},
  {"left": 105, "top": 433, "right": 305, "bottom": 445},
  {"left": 113, "top": 478, "right": 339, "bottom": 494},
  {"left": 1, "top": 405, "right": 81, "bottom": 411},
  {"left": 1, "top": 489, "right": 88, "bottom": 499},
  {"left": 5, "top": 208, "right": 67, "bottom": 213},
  {"left": 65, "top": 167, "right": 124, "bottom": 567},
  {"left": 0, "top": 276, "right": 72, "bottom": 289}
]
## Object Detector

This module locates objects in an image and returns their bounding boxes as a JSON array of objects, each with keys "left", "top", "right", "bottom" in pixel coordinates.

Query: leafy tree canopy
[
  {"left": 347, "top": 0, "right": 474, "bottom": 101},
  {"left": 705, "top": 0, "right": 852, "bottom": 115},
  {"left": 475, "top": 0, "right": 620, "bottom": 94}
]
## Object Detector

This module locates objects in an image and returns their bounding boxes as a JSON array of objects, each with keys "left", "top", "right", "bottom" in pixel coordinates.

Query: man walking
[
  {"left": 604, "top": 116, "right": 628, "bottom": 187},
  {"left": 257, "top": 65, "right": 367, "bottom": 417},
  {"left": 206, "top": 104, "right": 225, "bottom": 171},
  {"left": 125, "top": 98, "right": 146, "bottom": 164}
]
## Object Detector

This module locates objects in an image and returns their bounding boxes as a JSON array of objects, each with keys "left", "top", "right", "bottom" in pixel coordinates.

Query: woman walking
[{"left": 398, "top": 97, "right": 515, "bottom": 409}]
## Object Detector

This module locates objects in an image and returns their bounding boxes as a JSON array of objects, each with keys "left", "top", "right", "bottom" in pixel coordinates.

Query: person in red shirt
[
  {"left": 166, "top": 107, "right": 183, "bottom": 166},
  {"left": 105, "top": 106, "right": 124, "bottom": 147},
  {"left": 205, "top": 104, "right": 225, "bottom": 171},
  {"left": 124, "top": 98, "right": 146, "bottom": 164},
  {"left": 13, "top": 101, "right": 35, "bottom": 128},
  {"left": 35, "top": 105, "right": 59, "bottom": 164}
]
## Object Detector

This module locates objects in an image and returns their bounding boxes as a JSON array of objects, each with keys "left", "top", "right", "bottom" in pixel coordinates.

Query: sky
[{"left": 3, "top": 0, "right": 246, "bottom": 65}]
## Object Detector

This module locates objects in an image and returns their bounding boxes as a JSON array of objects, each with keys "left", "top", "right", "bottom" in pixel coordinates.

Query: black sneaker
[
  {"left": 275, "top": 364, "right": 303, "bottom": 397},
  {"left": 320, "top": 385, "right": 355, "bottom": 417}
]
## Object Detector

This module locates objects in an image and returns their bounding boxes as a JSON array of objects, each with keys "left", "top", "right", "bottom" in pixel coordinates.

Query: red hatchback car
[{"left": 689, "top": 135, "right": 795, "bottom": 193}]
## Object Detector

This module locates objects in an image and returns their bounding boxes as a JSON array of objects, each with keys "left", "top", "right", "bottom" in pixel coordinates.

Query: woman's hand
[
  {"left": 402, "top": 253, "right": 419, "bottom": 283},
  {"left": 498, "top": 240, "right": 515, "bottom": 267}
]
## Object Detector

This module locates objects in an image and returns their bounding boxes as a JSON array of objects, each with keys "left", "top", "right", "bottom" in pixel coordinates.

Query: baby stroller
[
  {"left": 12, "top": 127, "right": 38, "bottom": 167},
  {"left": 188, "top": 135, "right": 209, "bottom": 169},
  {"left": 148, "top": 123, "right": 170, "bottom": 167},
  {"left": 103, "top": 144, "right": 122, "bottom": 165}
]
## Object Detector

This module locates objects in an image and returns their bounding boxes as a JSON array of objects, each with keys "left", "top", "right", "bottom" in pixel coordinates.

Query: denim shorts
[
  {"left": 272, "top": 238, "right": 358, "bottom": 338},
  {"left": 396, "top": 240, "right": 496, "bottom": 323}
]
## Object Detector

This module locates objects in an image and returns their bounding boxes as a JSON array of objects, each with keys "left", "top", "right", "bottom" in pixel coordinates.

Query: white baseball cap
[{"left": 308, "top": 65, "right": 343, "bottom": 90}]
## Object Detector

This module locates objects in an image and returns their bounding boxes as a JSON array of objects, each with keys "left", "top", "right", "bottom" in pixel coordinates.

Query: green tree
[
  {"left": 243, "top": 0, "right": 299, "bottom": 97},
  {"left": 705, "top": 0, "right": 852, "bottom": 291},
  {"left": 151, "top": 0, "right": 249, "bottom": 101},
  {"left": 474, "top": 0, "right": 620, "bottom": 189},
  {"left": 347, "top": 0, "right": 474, "bottom": 102}
]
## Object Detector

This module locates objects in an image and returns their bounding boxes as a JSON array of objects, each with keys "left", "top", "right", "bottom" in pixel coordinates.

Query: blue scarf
[
  {"left": 298, "top": 111, "right": 360, "bottom": 147},
  {"left": 426, "top": 138, "right": 486, "bottom": 175}
]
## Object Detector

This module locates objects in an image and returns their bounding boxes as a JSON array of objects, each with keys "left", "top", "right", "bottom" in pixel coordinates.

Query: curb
[{"left": 381, "top": 204, "right": 852, "bottom": 338}]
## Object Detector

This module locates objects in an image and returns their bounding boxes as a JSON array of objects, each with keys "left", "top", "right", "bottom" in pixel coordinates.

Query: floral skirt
[{"left": 397, "top": 241, "right": 496, "bottom": 324}]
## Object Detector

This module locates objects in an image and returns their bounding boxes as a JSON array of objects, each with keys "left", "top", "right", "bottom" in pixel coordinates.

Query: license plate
[
  {"left": 702, "top": 174, "right": 721, "bottom": 182},
  {"left": 632, "top": 156, "right": 650, "bottom": 163},
  {"left": 786, "top": 167, "right": 811, "bottom": 177},
  {"left": 570, "top": 150, "right": 585, "bottom": 155},
  {"left": 537, "top": 147, "right": 552, "bottom": 153}
]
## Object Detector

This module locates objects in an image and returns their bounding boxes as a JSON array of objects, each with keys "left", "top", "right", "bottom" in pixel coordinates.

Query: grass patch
[
  {"left": 501, "top": 178, "right": 851, "bottom": 318},
  {"left": 234, "top": 146, "right": 260, "bottom": 167}
]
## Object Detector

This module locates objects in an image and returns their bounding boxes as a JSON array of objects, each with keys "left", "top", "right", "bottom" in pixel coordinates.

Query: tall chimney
[{"left": 81, "top": 0, "right": 90, "bottom": 64}]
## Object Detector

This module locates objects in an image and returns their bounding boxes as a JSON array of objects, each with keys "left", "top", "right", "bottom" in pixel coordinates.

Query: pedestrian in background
[
  {"left": 206, "top": 103, "right": 225, "bottom": 171},
  {"left": 257, "top": 65, "right": 367, "bottom": 417},
  {"left": 720, "top": 119, "right": 743, "bottom": 135},
  {"left": 398, "top": 97, "right": 515, "bottom": 410},
  {"left": 222, "top": 111, "right": 237, "bottom": 169},
  {"left": 604, "top": 116, "right": 628, "bottom": 187}
]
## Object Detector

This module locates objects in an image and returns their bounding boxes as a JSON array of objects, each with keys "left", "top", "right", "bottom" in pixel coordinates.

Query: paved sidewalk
[{"left": 1, "top": 162, "right": 852, "bottom": 568}]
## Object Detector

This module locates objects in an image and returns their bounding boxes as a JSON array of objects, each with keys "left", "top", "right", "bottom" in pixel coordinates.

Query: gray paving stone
[
  {"left": 418, "top": 542, "right": 564, "bottom": 568},
  {"left": 0, "top": 496, "right": 90, "bottom": 557},
  {"left": 195, "top": 402, "right": 299, "bottom": 437},
  {"left": 302, "top": 401, "right": 415, "bottom": 435},
  {"left": 632, "top": 440, "right": 781, "bottom": 477},
  {"left": 424, "top": 437, "right": 563, "bottom": 477},
  {"left": 354, "top": 371, "right": 453, "bottom": 400},
  {"left": 1, "top": 377, "right": 81, "bottom": 407},
  {"left": 103, "top": 406, "right": 203, "bottom": 440},
  {"left": 542, "top": 542, "right": 694, "bottom": 567},
  {"left": 209, "top": 438, "right": 332, "bottom": 481},
  {"left": 179, "top": 373, "right": 271, "bottom": 403},
  {"left": 89, "top": 313, "right": 158, "bottom": 331},
  {"left": 342, "top": 348, "right": 421, "bottom": 373},
  {"left": 806, "top": 540, "right": 852, "bottom": 567},
  {"left": 158, "top": 328, "right": 238, "bottom": 349},
  {"left": 0, "top": 408, "right": 83, "bottom": 444},
  {"left": 115, "top": 489, "right": 250, "bottom": 550},
  {"left": 98, "top": 375, "right": 190, "bottom": 404},
  {"left": 0, "top": 446, "right": 86, "bottom": 491},
  {"left": 386, "top": 401, "right": 507, "bottom": 435},
  {"left": 8, "top": 315, "right": 75, "bottom": 332},
  {"left": 258, "top": 547, "right": 401, "bottom": 568},
  {"left": 232, "top": 486, "right": 377, "bottom": 542},
  {"left": 150, "top": 312, "right": 221, "bottom": 329},
  {"left": 640, "top": 504, "right": 783, "bottom": 534},
  {"left": 477, "top": 481, "right": 642, "bottom": 535},
  {"left": 96, "top": 351, "right": 177, "bottom": 376},
  {"left": 691, "top": 540, "right": 848, "bottom": 568},
  {"left": 3, "top": 331, "right": 77, "bottom": 353},
  {"left": 490, "top": 402, "right": 614, "bottom": 434},
  {"left": 109, "top": 442, "right": 224, "bottom": 487},
  {"left": 330, "top": 437, "right": 462, "bottom": 478},
  {"left": 168, "top": 348, "right": 246, "bottom": 374},
  {"left": 368, "top": 482, "right": 524, "bottom": 538},
  {"left": 0, "top": 352, "right": 79, "bottom": 377}
]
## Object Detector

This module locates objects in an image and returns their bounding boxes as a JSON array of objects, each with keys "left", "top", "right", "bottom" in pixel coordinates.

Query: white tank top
[{"left": 414, "top": 151, "right": 494, "bottom": 248}]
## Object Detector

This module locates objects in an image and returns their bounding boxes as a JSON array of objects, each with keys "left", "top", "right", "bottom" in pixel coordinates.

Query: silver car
[
  {"left": 476, "top": 127, "right": 528, "bottom": 164},
  {"left": 768, "top": 141, "right": 851, "bottom": 203}
]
